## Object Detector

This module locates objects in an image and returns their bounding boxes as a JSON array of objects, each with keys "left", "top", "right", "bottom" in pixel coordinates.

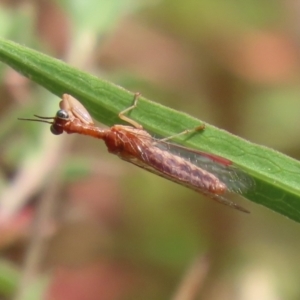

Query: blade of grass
[{"left": 1, "top": 38, "right": 300, "bottom": 222}]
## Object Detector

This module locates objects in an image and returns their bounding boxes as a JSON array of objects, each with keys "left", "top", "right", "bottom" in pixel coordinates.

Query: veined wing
[
  {"left": 153, "top": 140, "right": 255, "bottom": 194},
  {"left": 122, "top": 147, "right": 250, "bottom": 213},
  {"left": 120, "top": 129, "right": 254, "bottom": 195}
]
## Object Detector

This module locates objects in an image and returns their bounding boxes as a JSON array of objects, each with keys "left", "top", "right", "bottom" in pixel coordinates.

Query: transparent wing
[
  {"left": 121, "top": 134, "right": 252, "bottom": 213},
  {"left": 152, "top": 139, "right": 255, "bottom": 194}
]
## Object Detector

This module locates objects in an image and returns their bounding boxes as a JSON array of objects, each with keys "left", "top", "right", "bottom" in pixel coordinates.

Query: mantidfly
[{"left": 19, "top": 93, "right": 254, "bottom": 213}]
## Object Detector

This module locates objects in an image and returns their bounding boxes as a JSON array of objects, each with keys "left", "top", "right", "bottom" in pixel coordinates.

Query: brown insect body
[
  {"left": 57, "top": 117, "right": 226, "bottom": 194},
  {"left": 19, "top": 94, "right": 254, "bottom": 213},
  {"left": 107, "top": 126, "right": 227, "bottom": 195}
]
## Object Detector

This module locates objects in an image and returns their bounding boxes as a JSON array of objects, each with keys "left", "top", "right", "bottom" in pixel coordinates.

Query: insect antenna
[
  {"left": 33, "top": 115, "right": 55, "bottom": 119},
  {"left": 18, "top": 115, "right": 54, "bottom": 125}
]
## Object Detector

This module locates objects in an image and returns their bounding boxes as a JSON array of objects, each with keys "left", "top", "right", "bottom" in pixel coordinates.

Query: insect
[{"left": 19, "top": 93, "right": 254, "bottom": 213}]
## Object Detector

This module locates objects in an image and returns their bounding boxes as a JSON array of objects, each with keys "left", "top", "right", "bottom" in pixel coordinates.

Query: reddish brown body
[
  {"left": 56, "top": 116, "right": 226, "bottom": 194},
  {"left": 19, "top": 94, "right": 254, "bottom": 213}
]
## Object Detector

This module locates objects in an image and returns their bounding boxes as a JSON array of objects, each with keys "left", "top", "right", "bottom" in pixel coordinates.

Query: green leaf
[{"left": 0, "top": 38, "right": 300, "bottom": 222}]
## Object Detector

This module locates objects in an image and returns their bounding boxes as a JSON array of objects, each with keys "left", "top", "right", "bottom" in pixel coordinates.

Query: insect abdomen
[{"left": 141, "top": 147, "right": 227, "bottom": 194}]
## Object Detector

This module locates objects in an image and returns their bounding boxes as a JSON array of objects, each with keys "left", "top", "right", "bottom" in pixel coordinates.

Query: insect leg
[
  {"left": 118, "top": 92, "right": 143, "bottom": 129},
  {"left": 159, "top": 124, "right": 205, "bottom": 142}
]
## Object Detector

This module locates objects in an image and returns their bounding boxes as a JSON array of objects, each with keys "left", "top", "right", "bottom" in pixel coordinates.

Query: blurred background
[{"left": 1, "top": 0, "right": 300, "bottom": 299}]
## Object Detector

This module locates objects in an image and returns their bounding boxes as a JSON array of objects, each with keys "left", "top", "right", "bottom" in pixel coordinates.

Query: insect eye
[
  {"left": 56, "top": 109, "right": 69, "bottom": 119},
  {"left": 50, "top": 125, "right": 63, "bottom": 135}
]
